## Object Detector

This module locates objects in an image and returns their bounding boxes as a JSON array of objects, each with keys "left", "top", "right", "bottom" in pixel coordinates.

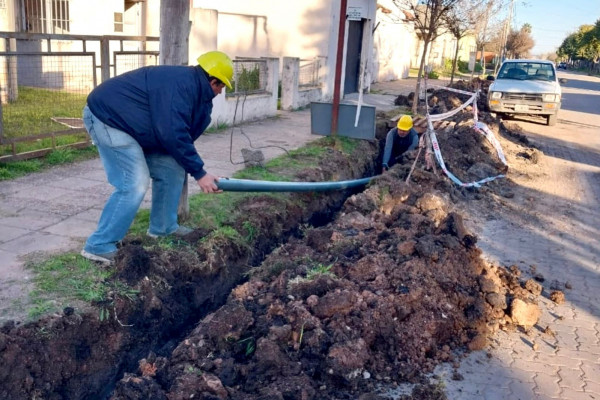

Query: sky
[{"left": 511, "top": 0, "right": 600, "bottom": 56}]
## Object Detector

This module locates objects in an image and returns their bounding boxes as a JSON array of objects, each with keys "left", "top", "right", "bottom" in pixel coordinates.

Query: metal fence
[
  {"left": 0, "top": 32, "right": 271, "bottom": 162},
  {"left": 230, "top": 58, "right": 269, "bottom": 96},
  {"left": 299, "top": 58, "right": 322, "bottom": 88},
  {"left": 0, "top": 32, "right": 159, "bottom": 162},
  {"left": 113, "top": 51, "right": 160, "bottom": 77}
]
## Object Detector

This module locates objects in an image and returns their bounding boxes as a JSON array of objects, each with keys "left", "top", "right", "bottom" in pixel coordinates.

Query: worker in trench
[
  {"left": 381, "top": 114, "right": 419, "bottom": 172},
  {"left": 80, "top": 51, "right": 234, "bottom": 265}
]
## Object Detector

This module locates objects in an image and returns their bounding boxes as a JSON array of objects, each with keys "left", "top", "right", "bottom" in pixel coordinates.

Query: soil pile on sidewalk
[
  {"left": 0, "top": 78, "right": 552, "bottom": 400},
  {"left": 111, "top": 176, "right": 543, "bottom": 400}
]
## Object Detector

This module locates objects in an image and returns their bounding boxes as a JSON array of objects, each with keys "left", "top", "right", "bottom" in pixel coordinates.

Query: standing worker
[
  {"left": 80, "top": 51, "right": 234, "bottom": 264},
  {"left": 381, "top": 115, "right": 419, "bottom": 172}
]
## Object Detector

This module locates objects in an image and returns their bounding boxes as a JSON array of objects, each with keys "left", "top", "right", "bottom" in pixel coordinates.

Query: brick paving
[{"left": 436, "top": 110, "right": 600, "bottom": 398}]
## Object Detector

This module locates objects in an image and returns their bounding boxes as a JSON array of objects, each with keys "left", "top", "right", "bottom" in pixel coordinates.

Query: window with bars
[
  {"left": 23, "top": 0, "right": 70, "bottom": 33},
  {"left": 0, "top": 0, "right": 6, "bottom": 9}
]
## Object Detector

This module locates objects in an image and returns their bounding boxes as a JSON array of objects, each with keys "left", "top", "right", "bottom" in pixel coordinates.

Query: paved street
[{"left": 437, "top": 70, "right": 600, "bottom": 399}]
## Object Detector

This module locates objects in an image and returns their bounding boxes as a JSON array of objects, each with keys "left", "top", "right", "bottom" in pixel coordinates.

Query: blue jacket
[
  {"left": 87, "top": 65, "right": 215, "bottom": 180},
  {"left": 382, "top": 127, "right": 419, "bottom": 169}
]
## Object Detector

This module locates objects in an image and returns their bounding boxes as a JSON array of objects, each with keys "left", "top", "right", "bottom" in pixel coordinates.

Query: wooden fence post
[{"left": 159, "top": 0, "right": 192, "bottom": 220}]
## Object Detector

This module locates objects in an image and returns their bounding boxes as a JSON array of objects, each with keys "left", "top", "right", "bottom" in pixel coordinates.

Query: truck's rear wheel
[{"left": 546, "top": 113, "right": 557, "bottom": 126}]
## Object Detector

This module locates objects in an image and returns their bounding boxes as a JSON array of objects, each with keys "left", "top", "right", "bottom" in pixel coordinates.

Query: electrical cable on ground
[{"left": 228, "top": 90, "right": 289, "bottom": 166}]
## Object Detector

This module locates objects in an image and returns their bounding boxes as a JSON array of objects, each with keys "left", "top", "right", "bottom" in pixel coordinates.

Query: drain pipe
[{"left": 217, "top": 177, "right": 374, "bottom": 192}]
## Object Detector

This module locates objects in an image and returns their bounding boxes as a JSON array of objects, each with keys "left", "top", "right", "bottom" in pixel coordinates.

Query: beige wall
[
  {"left": 0, "top": 0, "right": 15, "bottom": 32},
  {"left": 191, "top": 0, "right": 333, "bottom": 59}
]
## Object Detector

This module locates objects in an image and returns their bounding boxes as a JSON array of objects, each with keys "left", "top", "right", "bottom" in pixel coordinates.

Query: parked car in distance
[
  {"left": 557, "top": 62, "right": 567, "bottom": 70},
  {"left": 487, "top": 59, "right": 565, "bottom": 126}
]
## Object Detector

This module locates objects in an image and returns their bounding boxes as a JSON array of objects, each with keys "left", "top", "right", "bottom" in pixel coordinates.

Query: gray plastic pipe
[{"left": 216, "top": 177, "right": 374, "bottom": 192}]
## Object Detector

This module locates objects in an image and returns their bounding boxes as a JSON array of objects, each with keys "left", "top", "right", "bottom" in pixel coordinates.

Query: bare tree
[
  {"left": 392, "top": 0, "right": 461, "bottom": 114},
  {"left": 469, "top": 0, "right": 505, "bottom": 79},
  {"left": 443, "top": 0, "right": 486, "bottom": 85}
]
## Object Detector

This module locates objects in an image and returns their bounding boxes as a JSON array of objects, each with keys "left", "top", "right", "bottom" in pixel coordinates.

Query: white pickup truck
[{"left": 487, "top": 59, "right": 565, "bottom": 126}]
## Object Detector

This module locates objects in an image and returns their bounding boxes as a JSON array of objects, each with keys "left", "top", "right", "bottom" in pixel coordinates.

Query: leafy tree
[
  {"left": 580, "top": 22, "right": 600, "bottom": 67},
  {"left": 557, "top": 23, "right": 598, "bottom": 65},
  {"left": 557, "top": 33, "right": 580, "bottom": 61}
]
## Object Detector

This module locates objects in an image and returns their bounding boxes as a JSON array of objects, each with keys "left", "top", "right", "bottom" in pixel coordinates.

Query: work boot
[
  {"left": 146, "top": 226, "right": 194, "bottom": 239},
  {"left": 80, "top": 249, "right": 117, "bottom": 265}
]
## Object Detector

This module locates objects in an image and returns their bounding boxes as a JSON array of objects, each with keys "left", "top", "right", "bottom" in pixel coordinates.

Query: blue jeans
[{"left": 83, "top": 105, "right": 186, "bottom": 254}]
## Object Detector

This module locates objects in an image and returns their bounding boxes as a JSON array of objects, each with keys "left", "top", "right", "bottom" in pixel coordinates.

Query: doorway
[{"left": 344, "top": 19, "right": 363, "bottom": 95}]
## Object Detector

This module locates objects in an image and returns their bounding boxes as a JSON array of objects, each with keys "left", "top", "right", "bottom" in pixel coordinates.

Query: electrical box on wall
[{"left": 310, "top": 102, "right": 375, "bottom": 140}]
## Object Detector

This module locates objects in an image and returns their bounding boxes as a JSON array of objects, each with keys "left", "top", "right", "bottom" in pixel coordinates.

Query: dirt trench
[
  {"left": 0, "top": 138, "right": 378, "bottom": 400},
  {"left": 0, "top": 81, "right": 550, "bottom": 400}
]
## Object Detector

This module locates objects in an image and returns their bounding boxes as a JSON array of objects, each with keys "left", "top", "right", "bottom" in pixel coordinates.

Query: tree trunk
[
  {"left": 160, "top": 0, "right": 191, "bottom": 220},
  {"left": 160, "top": 0, "right": 191, "bottom": 66},
  {"left": 412, "top": 38, "right": 431, "bottom": 115},
  {"left": 450, "top": 38, "right": 460, "bottom": 86},
  {"left": 480, "top": 45, "right": 485, "bottom": 76}
]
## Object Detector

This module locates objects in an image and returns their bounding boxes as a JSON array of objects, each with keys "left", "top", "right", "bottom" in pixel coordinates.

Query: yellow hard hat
[
  {"left": 197, "top": 51, "right": 234, "bottom": 89},
  {"left": 397, "top": 115, "right": 413, "bottom": 131}
]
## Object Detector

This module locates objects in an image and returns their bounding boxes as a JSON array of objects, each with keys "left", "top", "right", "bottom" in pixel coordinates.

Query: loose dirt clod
[{"left": 549, "top": 290, "right": 566, "bottom": 304}]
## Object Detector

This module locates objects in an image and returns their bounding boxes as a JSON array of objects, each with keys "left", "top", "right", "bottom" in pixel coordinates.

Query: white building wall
[
  {"left": 190, "top": 0, "right": 379, "bottom": 100},
  {"left": 373, "top": 0, "right": 413, "bottom": 82},
  {"left": 69, "top": 0, "right": 121, "bottom": 35}
]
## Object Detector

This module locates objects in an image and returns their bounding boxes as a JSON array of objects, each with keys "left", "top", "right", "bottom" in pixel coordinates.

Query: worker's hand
[{"left": 197, "top": 173, "right": 221, "bottom": 194}]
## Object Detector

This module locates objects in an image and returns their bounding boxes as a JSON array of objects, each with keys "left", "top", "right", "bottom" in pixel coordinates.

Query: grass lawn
[
  {"left": 1, "top": 86, "right": 89, "bottom": 157},
  {"left": 0, "top": 86, "right": 94, "bottom": 178}
]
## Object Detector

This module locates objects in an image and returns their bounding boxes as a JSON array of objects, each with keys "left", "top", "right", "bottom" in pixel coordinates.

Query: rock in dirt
[
  {"left": 549, "top": 290, "right": 566, "bottom": 304},
  {"left": 485, "top": 292, "right": 507, "bottom": 310},
  {"left": 510, "top": 298, "right": 541, "bottom": 329},
  {"left": 524, "top": 279, "right": 543, "bottom": 296}
]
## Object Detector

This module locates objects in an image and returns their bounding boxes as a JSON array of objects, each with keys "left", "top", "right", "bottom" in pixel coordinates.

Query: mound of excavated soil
[
  {"left": 1, "top": 78, "right": 550, "bottom": 400},
  {"left": 110, "top": 172, "right": 544, "bottom": 399}
]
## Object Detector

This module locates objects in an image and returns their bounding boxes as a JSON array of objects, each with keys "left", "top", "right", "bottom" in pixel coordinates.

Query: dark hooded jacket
[{"left": 87, "top": 65, "right": 215, "bottom": 179}]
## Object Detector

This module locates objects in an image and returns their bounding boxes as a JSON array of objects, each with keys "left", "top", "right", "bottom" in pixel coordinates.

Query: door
[{"left": 344, "top": 19, "right": 363, "bottom": 95}]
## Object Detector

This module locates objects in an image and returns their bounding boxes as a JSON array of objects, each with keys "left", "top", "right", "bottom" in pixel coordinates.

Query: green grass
[
  {"left": 306, "top": 263, "right": 335, "bottom": 280},
  {"left": 204, "top": 120, "right": 230, "bottom": 134},
  {"left": 1, "top": 86, "right": 89, "bottom": 158},
  {"left": 26, "top": 252, "right": 137, "bottom": 320},
  {"left": 0, "top": 146, "right": 98, "bottom": 180},
  {"left": 2, "top": 86, "right": 87, "bottom": 136}
]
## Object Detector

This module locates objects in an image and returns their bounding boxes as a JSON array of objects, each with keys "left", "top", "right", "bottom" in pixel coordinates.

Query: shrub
[
  {"left": 234, "top": 66, "right": 261, "bottom": 92},
  {"left": 428, "top": 70, "right": 440, "bottom": 79},
  {"left": 457, "top": 60, "right": 469, "bottom": 73}
]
